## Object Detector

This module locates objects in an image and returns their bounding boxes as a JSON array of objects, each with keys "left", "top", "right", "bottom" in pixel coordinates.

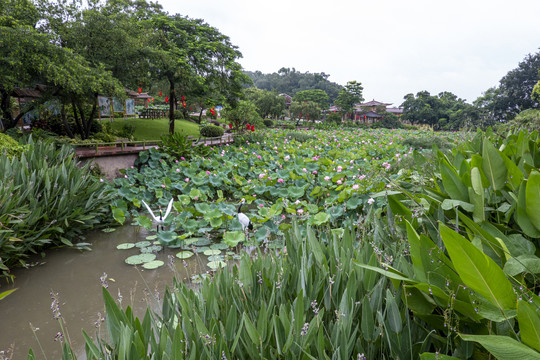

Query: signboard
[
  {"left": 126, "top": 99, "right": 135, "bottom": 115},
  {"left": 113, "top": 97, "right": 124, "bottom": 113},
  {"left": 98, "top": 96, "right": 111, "bottom": 117}
]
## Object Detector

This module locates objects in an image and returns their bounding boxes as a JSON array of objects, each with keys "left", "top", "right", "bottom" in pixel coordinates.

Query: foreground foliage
[{"left": 0, "top": 137, "right": 114, "bottom": 278}]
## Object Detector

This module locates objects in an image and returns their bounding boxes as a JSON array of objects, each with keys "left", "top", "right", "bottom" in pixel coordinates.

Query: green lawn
[{"left": 108, "top": 117, "right": 201, "bottom": 140}]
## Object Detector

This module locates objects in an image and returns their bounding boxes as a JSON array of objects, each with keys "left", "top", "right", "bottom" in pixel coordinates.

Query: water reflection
[{"left": 0, "top": 225, "right": 207, "bottom": 359}]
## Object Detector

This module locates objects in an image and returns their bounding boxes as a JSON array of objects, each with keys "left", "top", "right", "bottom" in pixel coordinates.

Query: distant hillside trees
[{"left": 244, "top": 68, "right": 342, "bottom": 103}]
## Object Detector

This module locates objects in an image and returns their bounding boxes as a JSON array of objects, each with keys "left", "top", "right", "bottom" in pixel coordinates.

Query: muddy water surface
[{"left": 0, "top": 225, "right": 207, "bottom": 359}]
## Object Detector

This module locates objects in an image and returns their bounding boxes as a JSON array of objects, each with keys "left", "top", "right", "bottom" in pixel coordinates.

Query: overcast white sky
[{"left": 159, "top": 0, "right": 539, "bottom": 106}]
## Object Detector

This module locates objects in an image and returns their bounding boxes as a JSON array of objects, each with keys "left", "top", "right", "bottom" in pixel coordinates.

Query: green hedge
[{"left": 200, "top": 124, "right": 224, "bottom": 137}]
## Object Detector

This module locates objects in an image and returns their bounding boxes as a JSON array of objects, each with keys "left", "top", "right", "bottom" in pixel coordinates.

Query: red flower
[
  {"left": 250, "top": 125, "right": 255, "bottom": 132},
  {"left": 165, "top": 96, "right": 169, "bottom": 103},
  {"left": 246, "top": 124, "right": 250, "bottom": 129},
  {"left": 151, "top": 98, "right": 154, "bottom": 101},
  {"left": 183, "top": 102, "right": 187, "bottom": 108},
  {"left": 228, "top": 123, "right": 232, "bottom": 128},
  {"left": 159, "top": 91, "right": 162, "bottom": 96}
]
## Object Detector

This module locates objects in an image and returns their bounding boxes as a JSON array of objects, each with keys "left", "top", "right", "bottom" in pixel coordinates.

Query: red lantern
[
  {"left": 159, "top": 91, "right": 162, "bottom": 96},
  {"left": 165, "top": 96, "right": 169, "bottom": 103},
  {"left": 228, "top": 123, "right": 232, "bottom": 128},
  {"left": 137, "top": 87, "right": 142, "bottom": 94},
  {"left": 246, "top": 124, "right": 250, "bottom": 129},
  {"left": 182, "top": 96, "right": 185, "bottom": 101},
  {"left": 250, "top": 125, "right": 255, "bottom": 132},
  {"left": 151, "top": 98, "right": 154, "bottom": 102},
  {"left": 183, "top": 102, "right": 186, "bottom": 108}
]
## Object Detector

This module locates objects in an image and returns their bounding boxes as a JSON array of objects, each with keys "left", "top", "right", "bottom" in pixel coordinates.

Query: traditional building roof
[
  {"left": 386, "top": 107, "right": 403, "bottom": 114},
  {"left": 11, "top": 86, "right": 45, "bottom": 98},
  {"left": 359, "top": 99, "right": 392, "bottom": 107}
]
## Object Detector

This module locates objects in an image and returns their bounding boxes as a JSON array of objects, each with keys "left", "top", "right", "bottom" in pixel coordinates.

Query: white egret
[
  {"left": 142, "top": 198, "right": 174, "bottom": 232},
  {"left": 237, "top": 198, "right": 253, "bottom": 231}
]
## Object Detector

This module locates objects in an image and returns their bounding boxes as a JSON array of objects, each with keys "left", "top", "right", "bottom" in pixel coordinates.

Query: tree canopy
[
  {"left": 244, "top": 68, "right": 342, "bottom": 103},
  {"left": 0, "top": 0, "right": 247, "bottom": 135}
]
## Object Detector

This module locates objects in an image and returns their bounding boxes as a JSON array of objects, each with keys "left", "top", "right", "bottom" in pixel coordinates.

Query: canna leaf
[
  {"left": 439, "top": 224, "right": 516, "bottom": 310},
  {"left": 460, "top": 334, "right": 540, "bottom": 360}
]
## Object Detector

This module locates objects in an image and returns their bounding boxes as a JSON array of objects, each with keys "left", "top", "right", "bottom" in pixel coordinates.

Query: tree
[
  {"left": 244, "top": 88, "right": 286, "bottom": 119},
  {"left": 487, "top": 51, "right": 540, "bottom": 121},
  {"left": 0, "top": 25, "right": 123, "bottom": 135},
  {"left": 149, "top": 14, "right": 246, "bottom": 132},
  {"left": 334, "top": 81, "right": 364, "bottom": 120},
  {"left": 221, "top": 100, "right": 259, "bottom": 131},
  {"left": 289, "top": 100, "right": 321, "bottom": 125},
  {"left": 293, "top": 89, "right": 329, "bottom": 109}
]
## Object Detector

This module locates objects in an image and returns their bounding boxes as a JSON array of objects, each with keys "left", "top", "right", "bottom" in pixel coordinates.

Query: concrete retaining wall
[{"left": 79, "top": 154, "right": 139, "bottom": 180}]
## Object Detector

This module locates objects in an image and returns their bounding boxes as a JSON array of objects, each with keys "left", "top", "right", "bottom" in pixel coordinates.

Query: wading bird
[
  {"left": 237, "top": 198, "right": 253, "bottom": 231},
  {"left": 142, "top": 198, "right": 174, "bottom": 232}
]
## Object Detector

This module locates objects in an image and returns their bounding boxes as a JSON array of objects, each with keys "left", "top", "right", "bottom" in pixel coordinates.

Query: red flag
[{"left": 228, "top": 123, "right": 232, "bottom": 128}]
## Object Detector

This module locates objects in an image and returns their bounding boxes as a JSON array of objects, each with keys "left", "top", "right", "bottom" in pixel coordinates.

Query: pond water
[{"left": 0, "top": 225, "right": 210, "bottom": 359}]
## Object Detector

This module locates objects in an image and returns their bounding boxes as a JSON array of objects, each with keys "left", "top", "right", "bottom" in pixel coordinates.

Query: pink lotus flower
[
  {"left": 297, "top": 209, "right": 304, "bottom": 215},
  {"left": 184, "top": 178, "right": 190, "bottom": 182},
  {"left": 324, "top": 176, "right": 330, "bottom": 181},
  {"left": 161, "top": 184, "right": 166, "bottom": 188},
  {"left": 312, "top": 171, "right": 317, "bottom": 174},
  {"left": 277, "top": 178, "right": 284, "bottom": 183},
  {"left": 259, "top": 174, "right": 265, "bottom": 179},
  {"left": 352, "top": 184, "right": 359, "bottom": 190},
  {"left": 337, "top": 180, "right": 342, "bottom": 185},
  {"left": 368, "top": 198, "right": 375, "bottom": 205}
]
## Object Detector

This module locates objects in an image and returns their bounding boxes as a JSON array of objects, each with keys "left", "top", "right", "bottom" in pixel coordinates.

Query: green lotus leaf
[
  {"left": 194, "top": 238, "right": 211, "bottom": 246},
  {"left": 116, "top": 243, "right": 135, "bottom": 250},
  {"left": 223, "top": 231, "right": 245, "bottom": 247},
  {"left": 208, "top": 255, "right": 225, "bottom": 262},
  {"left": 140, "top": 245, "right": 163, "bottom": 253},
  {"left": 135, "top": 241, "right": 152, "bottom": 248},
  {"left": 157, "top": 231, "right": 178, "bottom": 246},
  {"left": 194, "top": 246, "right": 210, "bottom": 253},
  {"left": 203, "top": 249, "right": 221, "bottom": 256},
  {"left": 125, "top": 253, "right": 156, "bottom": 265},
  {"left": 207, "top": 261, "right": 226, "bottom": 270},
  {"left": 176, "top": 251, "right": 194, "bottom": 259},
  {"left": 142, "top": 260, "right": 164, "bottom": 269},
  {"left": 210, "top": 243, "right": 230, "bottom": 250}
]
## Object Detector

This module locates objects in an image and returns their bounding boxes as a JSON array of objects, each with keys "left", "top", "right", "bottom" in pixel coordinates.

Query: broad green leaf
[
  {"left": 112, "top": 208, "right": 125, "bottom": 225},
  {"left": 440, "top": 159, "right": 468, "bottom": 202},
  {"left": 516, "top": 183, "right": 540, "bottom": 237},
  {"left": 482, "top": 139, "right": 507, "bottom": 191},
  {"left": 503, "top": 255, "right": 540, "bottom": 276},
  {"left": 440, "top": 224, "right": 516, "bottom": 310},
  {"left": 518, "top": 300, "right": 540, "bottom": 352},
  {"left": 460, "top": 334, "right": 540, "bottom": 360},
  {"left": 420, "top": 353, "right": 459, "bottom": 360},
  {"left": 525, "top": 171, "right": 540, "bottom": 232},
  {"left": 385, "top": 289, "right": 402, "bottom": 334}
]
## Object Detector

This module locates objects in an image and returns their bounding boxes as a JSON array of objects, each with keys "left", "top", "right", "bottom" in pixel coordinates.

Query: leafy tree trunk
[
  {"left": 71, "top": 99, "right": 83, "bottom": 136},
  {"left": 60, "top": 104, "right": 75, "bottom": 138},
  {"left": 168, "top": 81, "right": 175, "bottom": 134},
  {"left": 0, "top": 88, "right": 15, "bottom": 130},
  {"left": 198, "top": 108, "right": 203, "bottom": 124}
]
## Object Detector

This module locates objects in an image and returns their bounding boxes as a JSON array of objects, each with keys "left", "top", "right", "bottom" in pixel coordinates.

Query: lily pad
[
  {"left": 125, "top": 253, "right": 156, "bottom": 265},
  {"left": 194, "top": 246, "right": 210, "bottom": 253},
  {"left": 207, "top": 261, "right": 226, "bottom": 270},
  {"left": 142, "top": 260, "right": 164, "bottom": 269},
  {"left": 208, "top": 255, "right": 225, "bottom": 262},
  {"left": 157, "top": 230, "right": 179, "bottom": 246},
  {"left": 140, "top": 245, "right": 163, "bottom": 253},
  {"left": 135, "top": 241, "right": 152, "bottom": 248},
  {"left": 210, "top": 243, "right": 229, "bottom": 250},
  {"left": 102, "top": 228, "right": 116, "bottom": 233},
  {"left": 194, "top": 238, "right": 211, "bottom": 246},
  {"left": 203, "top": 249, "right": 221, "bottom": 256},
  {"left": 116, "top": 243, "right": 135, "bottom": 250},
  {"left": 176, "top": 251, "right": 194, "bottom": 259},
  {"left": 146, "top": 235, "right": 158, "bottom": 240}
]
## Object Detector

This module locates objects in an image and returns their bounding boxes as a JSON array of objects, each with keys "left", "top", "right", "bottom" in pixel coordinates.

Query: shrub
[
  {"left": 286, "top": 131, "right": 315, "bottom": 143},
  {"left": 0, "top": 137, "right": 114, "bottom": 278},
  {"left": 326, "top": 112, "right": 342, "bottom": 123},
  {"left": 200, "top": 125, "right": 224, "bottom": 137},
  {"left": 0, "top": 133, "right": 26, "bottom": 158},
  {"left": 263, "top": 119, "right": 274, "bottom": 127},
  {"left": 159, "top": 132, "right": 210, "bottom": 161}
]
